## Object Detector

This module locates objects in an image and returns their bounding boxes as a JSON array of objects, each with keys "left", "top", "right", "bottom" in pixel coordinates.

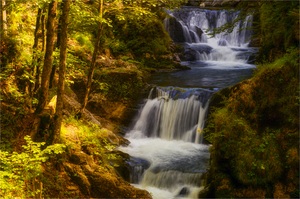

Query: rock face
[{"left": 63, "top": 150, "right": 152, "bottom": 198}]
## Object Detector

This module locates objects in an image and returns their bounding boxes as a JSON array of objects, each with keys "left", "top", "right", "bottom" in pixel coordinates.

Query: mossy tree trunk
[
  {"left": 35, "top": 0, "right": 57, "bottom": 114},
  {"left": 80, "top": 0, "right": 103, "bottom": 114},
  {"left": 53, "top": 0, "right": 71, "bottom": 143}
]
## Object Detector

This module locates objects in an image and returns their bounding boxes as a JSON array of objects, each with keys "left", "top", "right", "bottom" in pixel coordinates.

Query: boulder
[{"left": 166, "top": 17, "right": 186, "bottom": 43}]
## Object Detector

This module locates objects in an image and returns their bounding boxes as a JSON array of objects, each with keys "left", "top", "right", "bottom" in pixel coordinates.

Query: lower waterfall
[{"left": 119, "top": 87, "right": 213, "bottom": 199}]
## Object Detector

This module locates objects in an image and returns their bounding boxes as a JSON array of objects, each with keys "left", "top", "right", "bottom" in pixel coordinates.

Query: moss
[{"left": 205, "top": 49, "right": 299, "bottom": 197}]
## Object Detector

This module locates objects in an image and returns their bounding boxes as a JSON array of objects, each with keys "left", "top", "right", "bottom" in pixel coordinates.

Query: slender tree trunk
[
  {"left": 49, "top": 2, "right": 64, "bottom": 89},
  {"left": 33, "top": 8, "right": 42, "bottom": 50},
  {"left": 80, "top": 0, "right": 103, "bottom": 115},
  {"left": 0, "top": 0, "right": 3, "bottom": 35},
  {"left": 31, "top": 8, "right": 43, "bottom": 97},
  {"left": 0, "top": 0, "right": 7, "bottom": 38},
  {"left": 56, "top": 1, "right": 64, "bottom": 49},
  {"left": 41, "top": 9, "right": 46, "bottom": 52},
  {"left": 34, "top": 8, "right": 47, "bottom": 92},
  {"left": 53, "top": 0, "right": 71, "bottom": 144},
  {"left": 35, "top": 0, "right": 57, "bottom": 114}
]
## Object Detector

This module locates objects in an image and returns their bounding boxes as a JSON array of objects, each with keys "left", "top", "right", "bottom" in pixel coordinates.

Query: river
[{"left": 119, "top": 7, "right": 257, "bottom": 199}]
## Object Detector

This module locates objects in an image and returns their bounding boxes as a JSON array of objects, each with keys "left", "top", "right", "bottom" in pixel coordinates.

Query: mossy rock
[{"left": 205, "top": 50, "right": 299, "bottom": 197}]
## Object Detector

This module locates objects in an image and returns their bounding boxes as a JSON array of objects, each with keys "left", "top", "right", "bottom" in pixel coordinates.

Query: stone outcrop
[{"left": 63, "top": 150, "right": 152, "bottom": 198}]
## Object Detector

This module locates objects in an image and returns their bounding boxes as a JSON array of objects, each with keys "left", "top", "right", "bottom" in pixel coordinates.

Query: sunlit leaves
[
  {"left": 0, "top": 136, "right": 66, "bottom": 198},
  {"left": 68, "top": 0, "right": 99, "bottom": 33}
]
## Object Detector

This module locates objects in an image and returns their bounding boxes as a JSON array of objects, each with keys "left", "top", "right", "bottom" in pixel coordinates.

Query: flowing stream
[{"left": 119, "top": 7, "right": 257, "bottom": 199}]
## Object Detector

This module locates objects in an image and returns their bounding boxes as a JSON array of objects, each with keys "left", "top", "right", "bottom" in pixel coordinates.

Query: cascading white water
[
  {"left": 119, "top": 87, "right": 213, "bottom": 199},
  {"left": 119, "top": 7, "right": 257, "bottom": 199},
  {"left": 129, "top": 87, "right": 210, "bottom": 143},
  {"left": 165, "top": 8, "right": 252, "bottom": 47},
  {"left": 164, "top": 7, "right": 256, "bottom": 66}
]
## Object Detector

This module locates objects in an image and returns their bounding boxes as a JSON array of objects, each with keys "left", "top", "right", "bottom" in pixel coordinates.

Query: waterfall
[
  {"left": 165, "top": 8, "right": 252, "bottom": 47},
  {"left": 128, "top": 87, "right": 212, "bottom": 143},
  {"left": 119, "top": 7, "right": 257, "bottom": 199},
  {"left": 164, "top": 7, "right": 256, "bottom": 64},
  {"left": 119, "top": 87, "right": 212, "bottom": 198}
]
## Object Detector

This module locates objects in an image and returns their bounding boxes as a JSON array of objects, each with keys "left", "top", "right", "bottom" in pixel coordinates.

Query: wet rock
[
  {"left": 182, "top": 48, "right": 199, "bottom": 61},
  {"left": 177, "top": 187, "right": 190, "bottom": 197},
  {"left": 126, "top": 157, "right": 151, "bottom": 183},
  {"left": 107, "top": 150, "right": 131, "bottom": 181},
  {"left": 166, "top": 17, "right": 186, "bottom": 43},
  {"left": 195, "top": 26, "right": 204, "bottom": 39}
]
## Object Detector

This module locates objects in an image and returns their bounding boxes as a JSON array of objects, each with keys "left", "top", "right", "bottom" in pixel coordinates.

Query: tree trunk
[
  {"left": 56, "top": 1, "right": 64, "bottom": 49},
  {"left": 80, "top": 0, "right": 103, "bottom": 115},
  {"left": 34, "top": 8, "right": 47, "bottom": 92},
  {"left": 33, "top": 8, "right": 42, "bottom": 50},
  {"left": 31, "top": 8, "right": 43, "bottom": 97},
  {"left": 0, "top": 0, "right": 7, "bottom": 38},
  {"left": 53, "top": 0, "right": 71, "bottom": 144},
  {"left": 35, "top": 0, "right": 57, "bottom": 114},
  {"left": 49, "top": 2, "right": 64, "bottom": 89},
  {"left": 41, "top": 9, "right": 46, "bottom": 52}
]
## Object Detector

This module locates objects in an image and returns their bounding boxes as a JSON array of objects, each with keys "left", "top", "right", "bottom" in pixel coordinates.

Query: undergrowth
[{"left": 0, "top": 136, "right": 66, "bottom": 198}]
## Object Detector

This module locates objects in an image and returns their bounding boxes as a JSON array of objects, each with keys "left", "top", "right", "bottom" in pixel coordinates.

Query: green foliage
[
  {"left": 104, "top": 1, "right": 172, "bottom": 58},
  {"left": 61, "top": 117, "right": 119, "bottom": 164},
  {"left": 205, "top": 49, "right": 299, "bottom": 197},
  {"left": 93, "top": 68, "right": 144, "bottom": 101},
  {"left": 257, "top": 1, "right": 299, "bottom": 61},
  {"left": 0, "top": 35, "right": 21, "bottom": 69},
  {"left": 0, "top": 135, "right": 66, "bottom": 198},
  {"left": 65, "top": 52, "right": 88, "bottom": 85},
  {"left": 68, "top": 0, "right": 99, "bottom": 34},
  {"left": 74, "top": 33, "right": 94, "bottom": 52}
]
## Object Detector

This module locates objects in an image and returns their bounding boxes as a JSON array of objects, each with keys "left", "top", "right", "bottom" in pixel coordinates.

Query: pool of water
[{"left": 150, "top": 60, "right": 255, "bottom": 89}]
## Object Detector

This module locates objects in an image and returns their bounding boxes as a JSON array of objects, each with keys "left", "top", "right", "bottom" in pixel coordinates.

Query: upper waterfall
[
  {"left": 164, "top": 7, "right": 256, "bottom": 64},
  {"left": 165, "top": 8, "right": 252, "bottom": 47}
]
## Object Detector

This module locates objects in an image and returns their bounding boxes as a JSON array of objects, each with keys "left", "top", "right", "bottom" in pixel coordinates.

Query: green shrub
[{"left": 0, "top": 136, "right": 66, "bottom": 198}]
